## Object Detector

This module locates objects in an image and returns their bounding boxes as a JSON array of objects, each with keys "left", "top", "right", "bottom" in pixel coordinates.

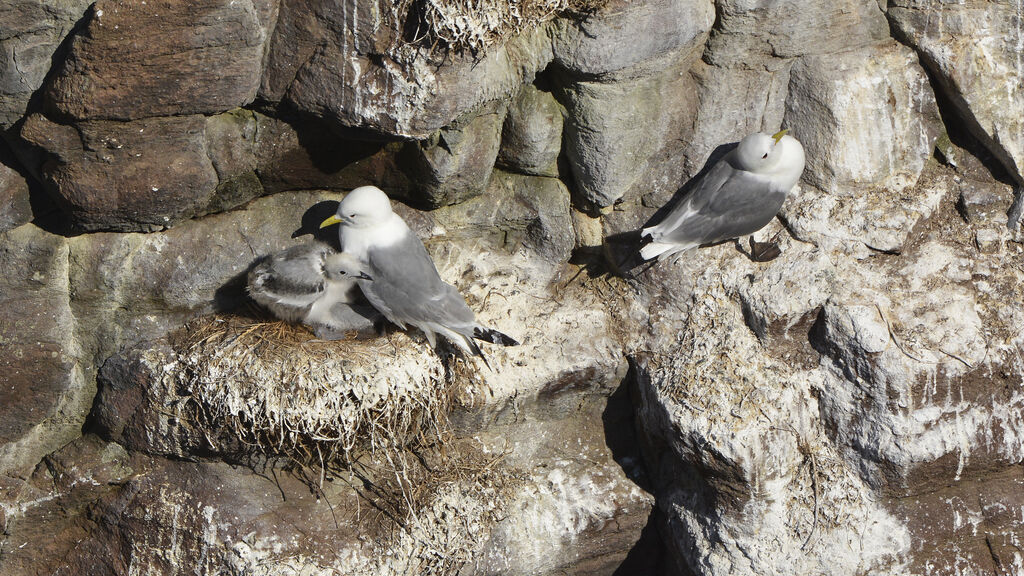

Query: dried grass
[
  {"left": 169, "top": 315, "right": 451, "bottom": 470},
  {"left": 165, "top": 316, "right": 525, "bottom": 570},
  {"left": 404, "top": 0, "right": 605, "bottom": 53}
]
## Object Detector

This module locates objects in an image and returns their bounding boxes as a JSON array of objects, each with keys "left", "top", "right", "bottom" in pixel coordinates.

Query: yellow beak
[
  {"left": 319, "top": 215, "right": 343, "bottom": 229},
  {"left": 771, "top": 129, "right": 789, "bottom": 144}
]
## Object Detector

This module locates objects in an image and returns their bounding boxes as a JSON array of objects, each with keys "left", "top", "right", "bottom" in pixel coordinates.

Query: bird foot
[{"left": 748, "top": 231, "right": 783, "bottom": 262}]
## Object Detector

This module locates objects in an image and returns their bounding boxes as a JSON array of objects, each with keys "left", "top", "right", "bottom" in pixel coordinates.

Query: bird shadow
[
  {"left": 603, "top": 142, "right": 738, "bottom": 277},
  {"left": 292, "top": 201, "right": 343, "bottom": 250}
]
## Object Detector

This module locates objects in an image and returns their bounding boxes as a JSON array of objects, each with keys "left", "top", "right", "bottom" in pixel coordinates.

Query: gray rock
[
  {"left": 887, "top": 0, "right": 1024, "bottom": 184},
  {"left": 0, "top": 148, "right": 32, "bottom": 232},
  {"left": 781, "top": 42, "right": 943, "bottom": 254},
  {"left": 551, "top": 0, "right": 715, "bottom": 76},
  {"left": 635, "top": 266, "right": 911, "bottom": 576},
  {"left": 401, "top": 104, "right": 507, "bottom": 207},
  {"left": 786, "top": 42, "right": 940, "bottom": 195},
  {"left": 956, "top": 175, "right": 1015, "bottom": 225},
  {"left": 682, "top": 61, "right": 792, "bottom": 177},
  {"left": 0, "top": 0, "right": 93, "bottom": 128},
  {"left": 812, "top": 239, "right": 1020, "bottom": 496},
  {"left": 0, "top": 225, "right": 90, "bottom": 480},
  {"left": 558, "top": 48, "right": 702, "bottom": 209},
  {"left": 436, "top": 170, "right": 575, "bottom": 265},
  {"left": 705, "top": 0, "right": 890, "bottom": 66},
  {"left": 43, "top": 0, "right": 271, "bottom": 121},
  {"left": 497, "top": 84, "right": 564, "bottom": 178}
]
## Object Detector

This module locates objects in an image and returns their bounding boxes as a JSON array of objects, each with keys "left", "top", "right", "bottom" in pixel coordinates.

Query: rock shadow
[{"left": 603, "top": 366, "right": 687, "bottom": 575}]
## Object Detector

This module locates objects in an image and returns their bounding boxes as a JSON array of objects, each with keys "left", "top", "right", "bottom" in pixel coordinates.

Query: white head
[
  {"left": 734, "top": 130, "right": 806, "bottom": 188},
  {"left": 322, "top": 252, "right": 373, "bottom": 282},
  {"left": 320, "top": 185, "right": 394, "bottom": 230}
]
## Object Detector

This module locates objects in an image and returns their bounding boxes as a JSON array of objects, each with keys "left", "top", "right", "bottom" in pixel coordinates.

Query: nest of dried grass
[
  {"left": 405, "top": 0, "right": 605, "bottom": 53},
  {"left": 162, "top": 316, "right": 527, "bottom": 569},
  {"left": 169, "top": 315, "right": 451, "bottom": 469}
]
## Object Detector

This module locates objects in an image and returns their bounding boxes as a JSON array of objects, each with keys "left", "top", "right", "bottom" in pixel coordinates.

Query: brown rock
[
  {"left": 21, "top": 113, "right": 218, "bottom": 231},
  {"left": 253, "top": 112, "right": 412, "bottom": 197},
  {"left": 20, "top": 110, "right": 270, "bottom": 232},
  {"left": 888, "top": 466, "right": 1024, "bottom": 576},
  {"left": 0, "top": 145, "right": 32, "bottom": 232},
  {"left": 44, "top": 0, "right": 271, "bottom": 121}
]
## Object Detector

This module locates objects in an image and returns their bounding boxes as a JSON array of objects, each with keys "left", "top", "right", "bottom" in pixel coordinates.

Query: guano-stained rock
[{"left": 887, "top": 0, "right": 1024, "bottom": 184}]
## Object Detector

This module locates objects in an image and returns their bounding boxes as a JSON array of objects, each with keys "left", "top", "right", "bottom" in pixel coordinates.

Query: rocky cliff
[{"left": 1, "top": 0, "right": 1022, "bottom": 575}]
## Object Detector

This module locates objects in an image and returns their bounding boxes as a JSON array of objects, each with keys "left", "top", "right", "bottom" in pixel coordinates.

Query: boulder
[
  {"left": 43, "top": 0, "right": 273, "bottom": 121},
  {"left": 497, "top": 84, "right": 564, "bottom": 178},
  {"left": 635, "top": 260, "right": 911, "bottom": 576},
  {"left": 0, "top": 0, "right": 93, "bottom": 128},
  {"left": 705, "top": 0, "right": 890, "bottom": 66},
  {"left": 781, "top": 42, "right": 943, "bottom": 254},
  {"left": 439, "top": 170, "right": 575, "bottom": 265},
  {"left": 786, "top": 42, "right": 940, "bottom": 195},
  {"left": 401, "top": 103, "right": 508, "bottom": 207},
  {"left": 268, "top": 2, "right": 553, "bottom": 139},
  {"left": 558, "top": 49, "right": 702, "bottom": 209},
  {"left": 812, "top": 238, "right": 1024, "bottom": 495},
  {"left": 19, "top": 110, "right": 267, "bottom": 232},
  {"left": 0, "top": 225, "right": 89, "bottom": 480},
  {"left": 551, "top": 0, "right": 715, "bottom": 76}
]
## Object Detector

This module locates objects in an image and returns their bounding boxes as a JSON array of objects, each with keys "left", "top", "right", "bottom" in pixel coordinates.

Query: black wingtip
[{"left": 473, "top": 327, "right": 519, "bottom": 347}]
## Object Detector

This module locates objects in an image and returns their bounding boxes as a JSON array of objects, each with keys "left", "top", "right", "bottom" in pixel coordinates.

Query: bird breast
[{"left": 340, "top": 216, "right": 408, "bottom": 256}]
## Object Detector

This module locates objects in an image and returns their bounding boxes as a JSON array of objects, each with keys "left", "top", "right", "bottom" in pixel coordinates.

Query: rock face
[
  {"left": 0, "top": 145, "right": 32, "bottom": 232},
  {"left": 3, "top": 1, "right": 1024, "bottom": 575},
  {"left": 887, "top": 0, "right": 1024, "bottom": 184},
  {"left": 0, "top": 0, "right": 93, "bottom": 128},
  {"left": 44, "top": 0, "right": 273, "bottom": 121}
]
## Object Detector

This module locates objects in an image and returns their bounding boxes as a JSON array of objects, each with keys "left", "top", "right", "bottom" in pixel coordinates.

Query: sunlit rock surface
[{"left": 2, "top": 1, "right": 1024, "bottom": 575}]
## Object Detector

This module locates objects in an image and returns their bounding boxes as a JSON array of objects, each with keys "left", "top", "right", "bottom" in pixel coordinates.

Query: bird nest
[
  {"left": 169, "top": 316, "right": 452, "bottom": 469},
  {"left": 163, "top": 316, "right": 526, "bottom": 570},
  {"left": 404, "top": 0, "right": 605, "bottom": 53}
]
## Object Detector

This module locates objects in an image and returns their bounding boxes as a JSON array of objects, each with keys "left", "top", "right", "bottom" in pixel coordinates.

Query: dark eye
[
  {"left": 761, "top": 152, "right": 769, "bottom": 159},
  {"left": 349, "top": 213, "right": 357, "bottom": 218}
]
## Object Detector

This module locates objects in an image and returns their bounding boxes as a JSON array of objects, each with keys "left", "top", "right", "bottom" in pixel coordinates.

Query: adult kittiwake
[
  {"left": 640, "top": 129, "right": 805, "bottom": 261},
  {"left": 320, "top": 185, "right": 519, "bottom": 356},
  {"left": 247, "top": 241, "right": 380, "bottom": 339}
]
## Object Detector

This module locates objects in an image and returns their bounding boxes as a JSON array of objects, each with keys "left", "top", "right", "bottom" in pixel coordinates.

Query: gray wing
[
  {"left": 650, "top": 160, "right": 787, "bottom": 246},
  {"left": 360, "top": 232, "right": 476, "bottom": 330},
  {"left": 247, "top": 242, "right": 332, "bottom": 309}
]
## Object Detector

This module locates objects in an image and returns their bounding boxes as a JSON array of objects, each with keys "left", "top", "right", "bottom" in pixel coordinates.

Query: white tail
[{"left": 640, "top": 242, "right": 682, "bottom": 261}]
